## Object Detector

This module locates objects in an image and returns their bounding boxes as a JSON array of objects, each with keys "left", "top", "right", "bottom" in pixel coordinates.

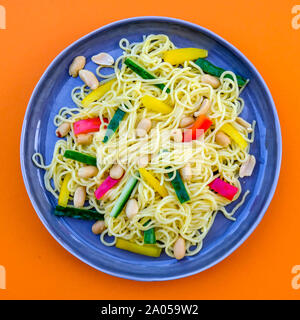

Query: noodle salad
[{"left": 32, "top": 34, "right": 256, "bottom": 260}]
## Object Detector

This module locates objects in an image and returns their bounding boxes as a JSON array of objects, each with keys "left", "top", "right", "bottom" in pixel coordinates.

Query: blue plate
[{"left": 20, "top": 17, "right": 282, "bottom": 281}]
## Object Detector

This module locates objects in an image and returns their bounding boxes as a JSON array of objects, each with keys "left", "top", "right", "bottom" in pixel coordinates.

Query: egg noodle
[{"left": 32, "top": 34, "right": 254, "bottom": 258}]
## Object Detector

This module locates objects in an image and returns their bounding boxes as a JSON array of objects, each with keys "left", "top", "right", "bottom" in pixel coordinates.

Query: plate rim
[{"left": 20, "top": 16, "right": 282, "bottom": 281}]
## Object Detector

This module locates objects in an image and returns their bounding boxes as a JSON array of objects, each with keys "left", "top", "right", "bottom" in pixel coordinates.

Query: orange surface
[{"left": 0, "top": 0, "right": 299, "bottom": 300}]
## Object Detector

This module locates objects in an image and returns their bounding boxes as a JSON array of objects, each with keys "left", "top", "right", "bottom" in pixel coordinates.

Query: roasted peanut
[
  {"left": 69, "top": 56, "right": 86, "bottom": 77},
  {"left": 179, "top": 117, "right": 194, "bottom": 128},
  {"left": 56, "top": 122, "right": 71, "bottom": 138},
  {"left": 76, "top": 134, "right": 93, "bottom": 145},
  {"left": 79, "top": 69, "right": 99, "bottom": 90},
  {"left": 174, "top": 237, "right": 186, "bottom": 260},
  {"left": 73, "top": 186, "right": 86, "bottom": 208},
  {"left": 194, "top": 98, "right": 211, "bottom": 117},
  {"left": 201, "top": 74, "right": 221, "bottom": 88},
  {"left": 215, "top": 131, "right": 231, "bottom": 147},
  {"left": 180, "top": 164, "right": 192, "bottom": 181},
  {"left": 125, "top": 199, "right": 139, "bottom": 219},
  {"left": 236, "top": 117, "right": 253, "bottom": 133},
  {"left": 136, "top": 118, "right": 152, "bottom": 137},
  {"left": 78, "top": 166, "right": 98, "bottom": 178},
  {"left": 137, "top": 155, "right": 150, "bottom": 168},
  {"left": 239, "top": 155, "right": 256, "bottom": 178},
  {"left": 109, "top": 164, "right": 124, "bottom": 180},
  {"left": 92, "top": 220, "right": 106, "bottom": 234},
  {"left": 91, "top": 52, "right": 114, "bottom": 66}
]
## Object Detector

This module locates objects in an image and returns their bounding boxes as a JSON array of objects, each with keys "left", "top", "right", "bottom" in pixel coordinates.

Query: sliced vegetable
[
  {"left": 94, "top": 176, "right": 121, "bottom": 200},
  {"left": 124, "top": 58, "right": 170, "bottom": 93},
  {"left": 208, "top": 178, "right": 238, "bottom": 201},
  {"left": 116, "top": 238, "right": 162, "bottom": 257},
  {"left": 139, "top": 168, "right": 168, "bottom": 197},
  {"left": 81, "top": 78, "right": 116, "bottom": 107},
  {"left": 167, "top": 169, "right": 190, "bottom": 203},
  {"left": 54, "top": 205, "right": 104, "bottom": 220},
  {"left": 141, "top": 95, "right": 173, "bottom": 114},
  {"left": 183, "top": 114, "right": 212, "bottom": 142},
  {"left": 102, "top": 108, "right": 126, "bottom": 143},
  {"left": 57, "top": 173, "right": 71, "bottom": 207},
  {"left": 195, "top": 58, "right": 247, "bottom": 87},
  {"left": 73, "top": 117, "right": 108, "bottom": 136},
  {"left": 64, "top": 150, "right": 97, "bottom": 166},
  {"left": 220, "top": 123, "right": 247, "bottom": 150},
  {"left": 110, "top": 174, "right": 139, "bottom": 218},
  {"left": 144, "top": 220, "right": 156, "bottom": 244},
  {"left": 163, "top": 48, "right": 208, "bottom": 65}
]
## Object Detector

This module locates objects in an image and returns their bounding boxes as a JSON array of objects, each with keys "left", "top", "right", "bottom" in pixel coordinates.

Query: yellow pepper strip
[
  {"left": 116, "top": 238, "right": 162, "bottom": 257},
  {"left": 163, "top": 48, "right": 208, "bottom": 65},
  {"left": 81, "top": 78, "right": 116, "bottom": 108},
  {"left": 221, "top": 123, "right": 248, "bottom": 150},
  {"left": 141, "top": 95, "right": 173, "bottom": 114},
  {"left": 139, "top": 168, "right": 168, "bottom": 197},
  {"left": 58, "top": 173, "right": 71, "bottom": 207}
]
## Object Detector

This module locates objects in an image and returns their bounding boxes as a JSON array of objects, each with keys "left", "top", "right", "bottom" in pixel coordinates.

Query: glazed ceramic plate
[{"left": 20, "top": 17, "right": 281, "bottom": 281}]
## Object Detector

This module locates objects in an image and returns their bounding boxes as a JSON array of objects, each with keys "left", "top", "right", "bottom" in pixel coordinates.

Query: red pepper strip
[
  {"left": 94, "top": 176, "right": 121, "bottom": 200},
  {"left": 183, "top": 114, "right": 212, "bottom": 142},
  {"left": 73, "top": 117, "right": 108, "bottom": 136},
  {"left": 208, "top": 178, "right": 238, "bottom": 201}
]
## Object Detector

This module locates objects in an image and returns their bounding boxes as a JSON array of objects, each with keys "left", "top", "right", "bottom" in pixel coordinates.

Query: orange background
[{"left": 0, "top": 0, "right": 299, "bottom": 300}]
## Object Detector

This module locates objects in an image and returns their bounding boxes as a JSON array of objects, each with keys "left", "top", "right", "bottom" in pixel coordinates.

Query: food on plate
[{"left": 32, "top": 34, "right": 255, "bottom": 260}]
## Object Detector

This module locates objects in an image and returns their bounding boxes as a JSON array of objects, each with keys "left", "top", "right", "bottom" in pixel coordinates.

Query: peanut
[
  {"left": 78, "top": 166, "right": 98, "bottom": 178},
  {"left": 109, "top": 164, "right": 124, "bottom": 180},
  {"left": 92, "top": 220, "right": 106, "bottom": 234},
  {"left": 73, "top": 186, "right": 86, "bottom": 208},
  {"left": 179, "top": 117, "right": 194, "bottom": 128},
  {"left": 79, "top": 69, "right": 99, "bottom": 90},
  {"left": 180, "top": 164, "right": 192, "bottom": 181},
  {"left": 136, "top": 118, "right": 152, "bottom": 138},
  {"left": 137, "top": 155, "right": 150, "bottom": 168},
  {"left": 91, "top": 52, "right": 114, "bottom": 66},
  {"left": 56, "top": 122, "right": 71, "bottom": 138},
  {"left": 236, "top": 117, "right": 253, "bottom": 133},
  {"left": 215, "top": 131, "right": 231, "bottom": 147},
  {"left": 125, "top": 199, "right": 139, "bottom": 219},
  {"left": 194, "top": 98, "right": 211, "bottom": 117},
  {"left": 174, "top": 237, "right": 186, "bottom": 260},
  {"left": 69, "top": 56, "right": 86, "bottom": 77},
  {"left": 201, "top": 74, "right": 221, "bottom": 88},
  {"left": 76, "top": 134, "right": 93, "bottom": 145},
  {"left": 239, "top": 155, "right": 256, "bottom": 178}
]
